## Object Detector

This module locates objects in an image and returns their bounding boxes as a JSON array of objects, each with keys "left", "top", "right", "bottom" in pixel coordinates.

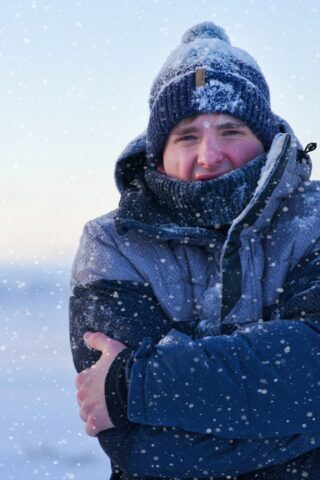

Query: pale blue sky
[{"left": 1, "top": 0, "right": 319, "bottom": 262}]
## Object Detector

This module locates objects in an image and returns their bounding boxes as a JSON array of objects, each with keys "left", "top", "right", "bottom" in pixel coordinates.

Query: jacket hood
[{"left": 114, "top": 131, "right": 147, "bottom": 194}]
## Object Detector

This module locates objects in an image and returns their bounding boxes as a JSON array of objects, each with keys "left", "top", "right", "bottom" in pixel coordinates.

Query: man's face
[{"left": 158, "top": 113, "right": 264, "bottom": 181}]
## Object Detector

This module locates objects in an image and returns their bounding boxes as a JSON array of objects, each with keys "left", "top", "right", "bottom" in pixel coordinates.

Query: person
[{"left": 69, "top": 21, "right": 320, "bottom": 479}]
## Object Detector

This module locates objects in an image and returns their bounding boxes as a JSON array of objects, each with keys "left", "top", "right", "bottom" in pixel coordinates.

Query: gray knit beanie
[{"left": 146, "top": 22, "right": 278, "bottom": 166}]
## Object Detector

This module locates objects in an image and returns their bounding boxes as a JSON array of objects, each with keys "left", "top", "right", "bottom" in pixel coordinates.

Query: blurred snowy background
[
  {"left": 1, "top": 262, "right": 107, "bottom": 479},
  {"left": 1, "top": 0, "right": 319, "bottom": 478}
]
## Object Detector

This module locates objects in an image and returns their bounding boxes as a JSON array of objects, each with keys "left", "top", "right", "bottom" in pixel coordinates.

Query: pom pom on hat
[
  {"left": 146, "top": 21, "right": 278, "bottom": 165},
  {"left": 181, "top": 21, "right": 230, "bottom": 45}
]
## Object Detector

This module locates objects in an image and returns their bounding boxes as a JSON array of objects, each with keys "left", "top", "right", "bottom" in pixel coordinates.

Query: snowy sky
[{"left": 1, "top": 0, "right": 319, "bottom": 263}]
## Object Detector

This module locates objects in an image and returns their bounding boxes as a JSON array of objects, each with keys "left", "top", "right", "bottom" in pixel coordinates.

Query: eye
[
  {"left": 176, "top": 134, "right": 198, "bottom": 142},
  {"left": 222, "top": 129, "right": 243, "bottom": 136}
]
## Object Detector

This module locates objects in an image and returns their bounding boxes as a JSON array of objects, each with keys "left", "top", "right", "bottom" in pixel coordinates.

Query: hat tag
[{"left": 195, "top": 67, "right": 206, "bottom": 87}]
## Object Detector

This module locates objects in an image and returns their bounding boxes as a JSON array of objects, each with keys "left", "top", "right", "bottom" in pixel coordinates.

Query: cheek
[
  {"left": 163, "top": 137, "right": 202, "bottom": 180},
  {"left": 249, "top": 140, "right": 264, "bottom": 157},
  {"left": 162, "top": 154, "right": 177, "bottom": 176},
  {"left": 230, "top": 141, "right": 264, "bottom": 168},
  {"left": 162, "top": 149, "right": 195, "bottom": 180},
  {"left": 162, "top": 145, "right": 174, "bottom": 170}
]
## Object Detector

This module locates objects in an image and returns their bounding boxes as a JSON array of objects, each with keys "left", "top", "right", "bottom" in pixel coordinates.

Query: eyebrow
[
  {"left": 171, "top": 125, "right": 199, "bottom": 136},
  {"left": 216, "top": 120, "right": 247, "bottom": 129},
  {"left": 171, "top": 117, "right": 197, "bottom": 134}
]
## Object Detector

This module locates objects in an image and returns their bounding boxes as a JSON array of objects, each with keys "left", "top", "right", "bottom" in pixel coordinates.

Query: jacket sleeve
[
  {"left": 126, "top": 249, "right": 320, "bottom": 440},
  {"left": 69, "top": 279, "right": 174, "bottom": 371},
  {"left": 69, "top": 219, "right": 178, "bottom": 372},
  {"left": 97, "top": 421, "right": 320, "bottom": 479}
]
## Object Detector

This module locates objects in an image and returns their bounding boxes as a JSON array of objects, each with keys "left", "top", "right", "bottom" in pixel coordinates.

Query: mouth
[{"left": 195, "top": 172, "right": 225, "bottom": 181}]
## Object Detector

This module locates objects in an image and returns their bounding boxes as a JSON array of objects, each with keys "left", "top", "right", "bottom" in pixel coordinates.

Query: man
[{"left": 70, "top": 22, "right": 320, "bottom": 479}]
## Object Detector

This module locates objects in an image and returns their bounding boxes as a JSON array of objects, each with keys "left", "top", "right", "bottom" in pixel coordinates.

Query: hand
[{"left": 76, "top": 331, "right": 127, "bottom": 436}]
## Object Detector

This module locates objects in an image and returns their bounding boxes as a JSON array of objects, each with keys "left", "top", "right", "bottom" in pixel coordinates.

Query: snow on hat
[{"left": 146, "top": 21, "right": 278, "bottom": 165}]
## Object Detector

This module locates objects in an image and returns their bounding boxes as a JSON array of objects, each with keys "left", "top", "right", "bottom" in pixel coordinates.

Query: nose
[{"left": 197, "top": 137, "right": 224, "bottom": 168}]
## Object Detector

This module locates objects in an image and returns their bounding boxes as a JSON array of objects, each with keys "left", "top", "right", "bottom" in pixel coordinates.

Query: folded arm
[
  {"left": 126, "top": 249, "right": 320, "bottom": 439},
  {"left": 70, "top": 225, "right": 320, "bottom": 477}
]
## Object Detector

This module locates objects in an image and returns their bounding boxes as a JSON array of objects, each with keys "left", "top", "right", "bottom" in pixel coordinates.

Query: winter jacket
[{"left": 70, "top": 128, "right": 320, "bottom": 479}]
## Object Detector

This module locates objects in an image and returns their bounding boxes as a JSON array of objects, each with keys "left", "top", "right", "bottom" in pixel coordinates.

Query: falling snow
[{"left": 2, "top": 0, "right": 320, "bottom": 478}]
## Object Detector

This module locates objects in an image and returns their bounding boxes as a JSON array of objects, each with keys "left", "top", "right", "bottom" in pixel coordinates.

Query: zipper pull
[
  {"left": 304, "top": 142, "right": 317, "bottom": 154},
  {"left": 297, "top": 142, "right": 317, "bottom": 163}
]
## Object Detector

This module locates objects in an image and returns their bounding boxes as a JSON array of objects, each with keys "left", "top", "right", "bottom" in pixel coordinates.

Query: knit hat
[{"left": 146, "top": 22, "right": 278, "bottom": 166}]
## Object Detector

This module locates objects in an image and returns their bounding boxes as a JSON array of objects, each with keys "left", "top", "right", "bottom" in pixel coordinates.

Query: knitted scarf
[{"left": 116, "top": 153, "right": 267, "bottom": 232}]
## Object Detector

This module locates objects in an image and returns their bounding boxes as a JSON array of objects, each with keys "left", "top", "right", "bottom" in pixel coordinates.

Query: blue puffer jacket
[{"left": 70, "top": 129, "right": 320, "bottom": 479}]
